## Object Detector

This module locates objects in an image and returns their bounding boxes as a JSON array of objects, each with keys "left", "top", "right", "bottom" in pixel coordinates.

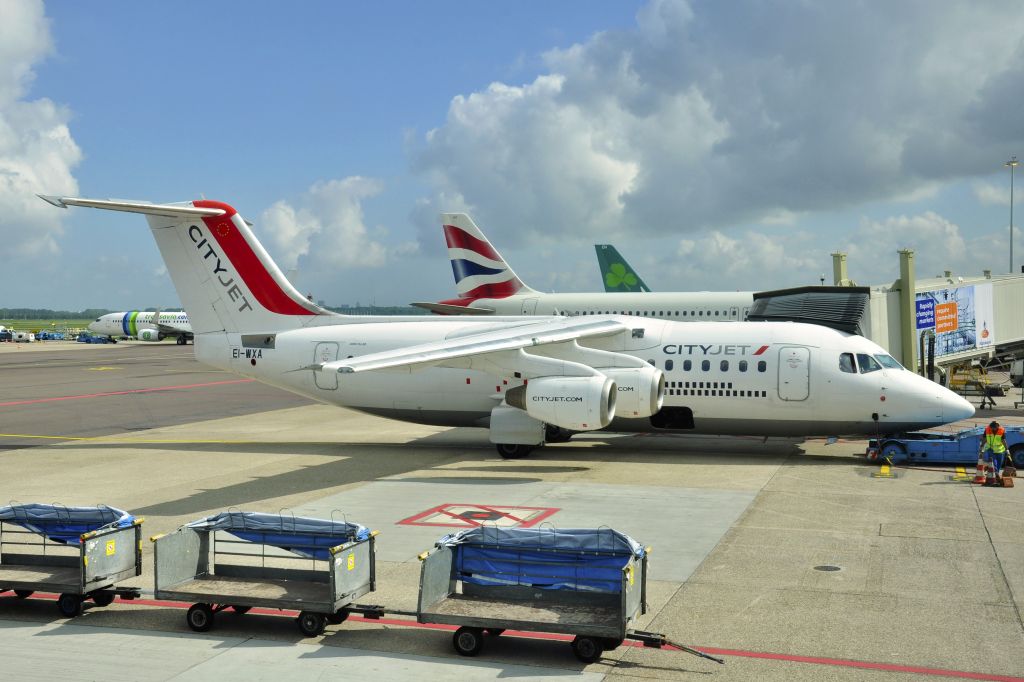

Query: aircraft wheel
[
  {"left": 176, "top": 336, "right": 186, "bottom": 345},
  {"left": 496, "top": 443, "right": 533, "bottom": 459},
  {"left": 453, "top": 626, "right": 484, "bottom": 656},
  {"left": 92, "top": 591, "right": 115, "bottom": 607},
  {"left": 326, "top": 609, "right": 349, "bottom": 625},
  {"left": 545, "top": 425, "right": 574, "bottom": 443},
  {"left": 13, "top": 590, "right": 33, "bottom": 599}
]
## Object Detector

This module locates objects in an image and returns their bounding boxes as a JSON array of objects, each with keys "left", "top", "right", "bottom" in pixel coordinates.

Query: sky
[{"left": 3, "top": 0, "right": 1024, "bottom": 310}]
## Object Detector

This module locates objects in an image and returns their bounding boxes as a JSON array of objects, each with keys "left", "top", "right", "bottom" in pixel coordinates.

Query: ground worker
[{"left": 978, "top": 420, "right": 1008, "bottom": 486}]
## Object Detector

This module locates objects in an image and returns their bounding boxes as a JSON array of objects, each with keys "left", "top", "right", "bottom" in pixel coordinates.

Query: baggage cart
[
  {"left": 152, "top": 511, "right": 377, "bottom": 636},
  {"left": 0, "top": 503, "right": 143, "bottom": 617},
  {"left": 416, "top": 526, "right": 723, "bottom": 664}
]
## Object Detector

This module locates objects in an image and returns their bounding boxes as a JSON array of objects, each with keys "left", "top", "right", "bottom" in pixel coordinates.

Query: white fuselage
[
  {"left": 195, "top": 315, "right": 971, "bottom": 437},
  {"left": 452, "top": 291, "right": 755, "bottom": 319},
  {"left": 89, "top": 311, "right": 193, "bottom": 339}
]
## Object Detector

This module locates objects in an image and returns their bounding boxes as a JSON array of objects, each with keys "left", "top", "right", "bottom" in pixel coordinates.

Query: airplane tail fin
[
  {"left": 39, "top": 195, "right": 332, "bottom": 335},
  {"left": 440, "top": 213, "right": 536, "bottom": 299},
  {"left": 595, "top": 244, "right": 651, "bottom": 293}
]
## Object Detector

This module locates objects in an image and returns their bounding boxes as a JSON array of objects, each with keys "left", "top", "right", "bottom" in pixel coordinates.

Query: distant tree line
[{"left": 0, "top": 308, "right": 113, "bottom": 319}]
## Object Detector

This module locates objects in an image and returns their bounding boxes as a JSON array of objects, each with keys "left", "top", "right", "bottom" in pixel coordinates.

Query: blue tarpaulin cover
[
  {"left": 436, "top": 527, "right": 644, "bottom": 593},
  {"left": 0, "top": 503, "right": 134, "bottom": 545},
  {"left": 186, "top": 512, "right": 370, "bottom": 560}
]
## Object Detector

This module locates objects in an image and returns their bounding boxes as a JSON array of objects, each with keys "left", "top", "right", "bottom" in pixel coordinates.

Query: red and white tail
[{"left": 38, "top": 195, "right": 331, "bottom": 335}]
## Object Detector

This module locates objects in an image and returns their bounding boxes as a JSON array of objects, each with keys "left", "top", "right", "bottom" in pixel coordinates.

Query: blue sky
[{"left": 3, "top": 1, "right": 1024, "bottom": 310}]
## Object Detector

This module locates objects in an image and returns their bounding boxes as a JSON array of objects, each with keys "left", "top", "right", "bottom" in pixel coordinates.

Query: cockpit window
[
  {"left": 857, "top": 353, "right": 882, "bottom": 374},
  {"left": 839, "top": 353, "right": 856, "bottom": 373},
  {"left": 874, "top": 354, "right": 902, "bottom": 370}
]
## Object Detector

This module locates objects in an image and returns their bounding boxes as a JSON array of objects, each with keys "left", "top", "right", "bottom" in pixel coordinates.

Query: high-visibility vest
[{"left": 984, "top": 427, "right": 1007, "bottom": 453}]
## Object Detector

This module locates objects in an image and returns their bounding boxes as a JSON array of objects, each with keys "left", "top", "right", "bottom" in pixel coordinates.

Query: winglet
[{"left": 37, "top": 194, "right": 68, "bottom": 209}]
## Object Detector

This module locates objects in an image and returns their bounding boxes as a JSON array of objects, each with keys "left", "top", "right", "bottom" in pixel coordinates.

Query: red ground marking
[
  {"left": 0, "top": 379, "right": 256, "bottom": 407},
  {"left": 17, "top": 593, "right": 1024, "bottom": 681},
  {"left": 397, "top": 503, "right": 559, "bottom": 528}
]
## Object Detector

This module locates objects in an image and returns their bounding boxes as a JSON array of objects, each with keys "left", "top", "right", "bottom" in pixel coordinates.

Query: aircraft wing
[
  {"left": 38, "top": 195, "right": 225, "bottom": 219},
  {"left": 319, "top": 317, "right": 627, "bottom": 375},
  {"left": 410, "top": 301, "right": 495, "bottom": 315}
]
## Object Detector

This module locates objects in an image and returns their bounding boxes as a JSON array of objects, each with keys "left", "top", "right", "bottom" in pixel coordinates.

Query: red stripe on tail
[
  {"left": 194, "top": 200, "right": 318, "bottom": 316},
  {"left": 443, "top": 225, "right": 502, "bottom": 262}
]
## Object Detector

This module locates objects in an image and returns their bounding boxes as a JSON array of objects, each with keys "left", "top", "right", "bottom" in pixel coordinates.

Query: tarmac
[{"left": 0, "top": 341, "right": 1022, "bottom": 681}]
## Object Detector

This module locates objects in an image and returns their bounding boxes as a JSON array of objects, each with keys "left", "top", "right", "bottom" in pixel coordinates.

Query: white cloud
[
  {"left": 973, "top": 181, "right": 1011, "bottom": 206},
  {"left": 259, "top": 176, "right": 387, "bottom": 271},
  {"left": 0, "top": 0, "right": 80, "bottom": 259},
  {"left": 413, "top": 0, "right": 1024, "bottom": 246}
]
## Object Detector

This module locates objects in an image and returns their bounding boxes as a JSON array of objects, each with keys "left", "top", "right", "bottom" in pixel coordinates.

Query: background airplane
[
  {"left": 44, "top": 194, "right": 972, "bottom": 460},
  {"left": 89, "top": 310, "right": 193, "bottom": 344},
  {"left": 596, "top": 244, "right": 651, "bottom": 292},
  {"left": 412, "top": 214, "right": 754, "bottom": 319}
]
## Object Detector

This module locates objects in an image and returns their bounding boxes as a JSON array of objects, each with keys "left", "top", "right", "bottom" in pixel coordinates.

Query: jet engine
[
  {"left": 601, "top": 366, "right": 665, "bottom": 418},
  {"left": 505, "top": 375, "right": 616, "bottom": 431},
  {"left": 137, "top": 328, "right": 162, "bottom": 342}
]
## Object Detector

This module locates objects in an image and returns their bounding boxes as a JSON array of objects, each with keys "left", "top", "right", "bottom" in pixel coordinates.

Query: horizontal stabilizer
[
  {"left": 37, "top": 195, "right": 226, "bottom": 219},
  {"left": 410, "top": 301, "right": 495, "bottom": 315}
]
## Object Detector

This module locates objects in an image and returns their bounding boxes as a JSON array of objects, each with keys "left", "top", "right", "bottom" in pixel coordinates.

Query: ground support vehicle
[
  {"left": 867, "top": 425, "right": 1024, "bottom": 465},
  {"left": 152, "top": 511, "right": 377, "bottom": 636},
  {"left": 414, "top": 526, "right": 723, "bottom": 664},
  {"left": 0, "top": 504, "right": 142, "bottom": 617}
]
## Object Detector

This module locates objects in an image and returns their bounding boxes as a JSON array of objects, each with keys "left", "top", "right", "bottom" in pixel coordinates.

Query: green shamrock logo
[{"left": 605, "top": 262, "right": 638, "bottom": 290}]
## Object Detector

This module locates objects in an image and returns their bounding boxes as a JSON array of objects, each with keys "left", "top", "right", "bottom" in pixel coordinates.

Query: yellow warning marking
[
  {"left": 0, "top": 433, "right": 93, "bottom": 441},
  {"left": 347, "top": 553, "right": 355, "bottom": 571},
  {"left": 86, "top": 367, "right": 120, "bottom": 371},
  {"left": 106, "top": 540, "right": 116, "bottom": 556},
  {"left": 872, "top": 463, "right": 896, "bottom": 479},
  {"left": 951, "top": 466, "right": 972, "bottom": 482}
]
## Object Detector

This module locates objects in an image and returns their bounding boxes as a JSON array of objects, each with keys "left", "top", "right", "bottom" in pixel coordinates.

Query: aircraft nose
[{"left": 942, "top": 389, "right": 975, "bottom": 422}]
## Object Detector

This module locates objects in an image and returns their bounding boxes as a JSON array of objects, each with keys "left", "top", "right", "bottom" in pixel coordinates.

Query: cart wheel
[
  {"left": 484, "top": 628, "right": 505, "bottom": 637},
  {"left": 57, "top": 593, "right": 82, "bottom": 618},
  {"left": 453, "top": 627, "right": 484, "bottom": 656},
  {"left": 13, "top": 590, "right": 33, "bottom": 599},
  {"left": 229, "top": 605, "right": 251, "bottom": 615},
  {"left": 297, "top": 611, "right": 327, "bottom": 637},
  {"left": 92, "top": 591, "right": 115, "bottom": 607},
  {"left": 186, "top": 603, "right": 215, "bottom": 632},
  {"left": 326, "top": 609, "right": 349, "bottom": 625},
  {"left": 880, "top": 442, "right": 906, "bottom": 461},
  {"left": 572, "top": 636, "right": 604, "bottom": 663},
  {"left": 601, "top": 637, "right": 624, "bottom": 650}
]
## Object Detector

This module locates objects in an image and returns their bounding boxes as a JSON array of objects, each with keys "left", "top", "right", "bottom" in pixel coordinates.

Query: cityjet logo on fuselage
[
  {"left": 662, "top": 344, "right": 770, "bottom": 356},
  {"left": 532, "top": 396, "right": 584, "bottom": 402},
  {"left": 188, "top": 225, "right": 254, "bottom": 313}
]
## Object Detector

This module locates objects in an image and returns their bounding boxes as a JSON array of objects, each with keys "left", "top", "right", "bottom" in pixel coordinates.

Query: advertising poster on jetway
[{"left": 915, "top": 283, "right": 995, "bottom": 358}]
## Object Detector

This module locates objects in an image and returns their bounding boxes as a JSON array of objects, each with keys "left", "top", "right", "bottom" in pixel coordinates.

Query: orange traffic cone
[{"left": 973, "top": 455, "right": 987, "bottom": 484}]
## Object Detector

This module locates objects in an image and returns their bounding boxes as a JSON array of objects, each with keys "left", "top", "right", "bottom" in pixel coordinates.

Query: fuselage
[
  {"left": 437, "top": 291, "right": 755, "bottom": 319},
  {"left": 89, "top": 311, "right": 192, "bottom": 339},
  {"left": 195, "top": 315, "right": 973, "bottom": 438}
]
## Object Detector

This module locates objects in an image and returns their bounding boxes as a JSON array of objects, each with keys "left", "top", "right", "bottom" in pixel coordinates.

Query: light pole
[{"left": 1008, "top": 155, "right": 1018, "bottom": 274}]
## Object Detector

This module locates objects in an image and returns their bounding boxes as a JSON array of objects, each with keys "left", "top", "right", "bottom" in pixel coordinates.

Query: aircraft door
[
  {"left": 777, "top": 346, "right": 810, "bottom": 401},
  {"left": 521, "top": 298, "right": 539, "bottom": 315},
  {"left": 729, "top": 306, "right": 739, "bottom": 320},
  {"left": 314, "top": 342, "right": 339, "bottom": 390}
]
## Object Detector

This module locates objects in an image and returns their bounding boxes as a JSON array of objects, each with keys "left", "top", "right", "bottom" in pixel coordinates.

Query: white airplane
[
  {"left": 89, "top": 310, "right": 193, "bottom": 344},
  {"left": 412, "top": 213, "right": 755, "bottom": 319},
  {"left": 40, "top": 194, "right": 973, "bottom": 459}
]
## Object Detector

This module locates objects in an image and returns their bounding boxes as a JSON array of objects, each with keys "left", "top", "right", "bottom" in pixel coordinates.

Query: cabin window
[
  {"left": 683, "top": 360, "right": 692, "bottom": 371},
  {"left": 857, "top": 353, "right": 882, "bottom": 374},
  {"left": 739, "top": 360, "right": 748, "bottom": 372},
  {"left": 701, "top": 360, "right": 710, "bottom": 371},
  {"left": 874, "top": 354, "right": 903, "bottom": 370},
  {"left": 720, "top": 360, "right": 729, "bottom": 371},
  {"left": 839, "top": 353, "right": 856, "bottom": 373},
  {"left": 757, "top": 360, "right": 767, "bottom": 372},
  {"left": 714, "top": 310, "right": 720, "bottom": 317},
  {"left": 666, "top": 359, "right": 674, "bottom": 371},
  {"left": 698, "top": 310, "right": 704, "bottom": 317}
]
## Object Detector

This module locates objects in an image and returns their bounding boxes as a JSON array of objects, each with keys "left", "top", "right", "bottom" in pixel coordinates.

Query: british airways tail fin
[
  {"left": 440, "top": 213, "right": 537, "bottom": 299},
  {"left": 38, "top": 195, "right": 335, "bottom": 334},
  {"left": 595, "top": 244, "right": 651, "bottom": 292}
]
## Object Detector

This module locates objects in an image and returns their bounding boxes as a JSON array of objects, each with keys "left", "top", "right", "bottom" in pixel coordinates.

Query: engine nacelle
[
  {"left": 505, "top": 376, "right": 616, "bottom": 431},
  {"left": 601, "top": 366, "right": 665, "bottom": 418},
  {"left": 137, "top": 328, "right": 162, "bottom": 342}
]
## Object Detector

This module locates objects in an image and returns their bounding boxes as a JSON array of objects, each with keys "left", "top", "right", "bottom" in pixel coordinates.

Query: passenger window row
[
  {"left": 573, "top": 310, "right": 742, "bottom": 318},
  {"left": 667, "top": 388, "right": 769, "bottom": 398},
  {"left": 664, "top": 359, "right": 767, "bottom": 373}
]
